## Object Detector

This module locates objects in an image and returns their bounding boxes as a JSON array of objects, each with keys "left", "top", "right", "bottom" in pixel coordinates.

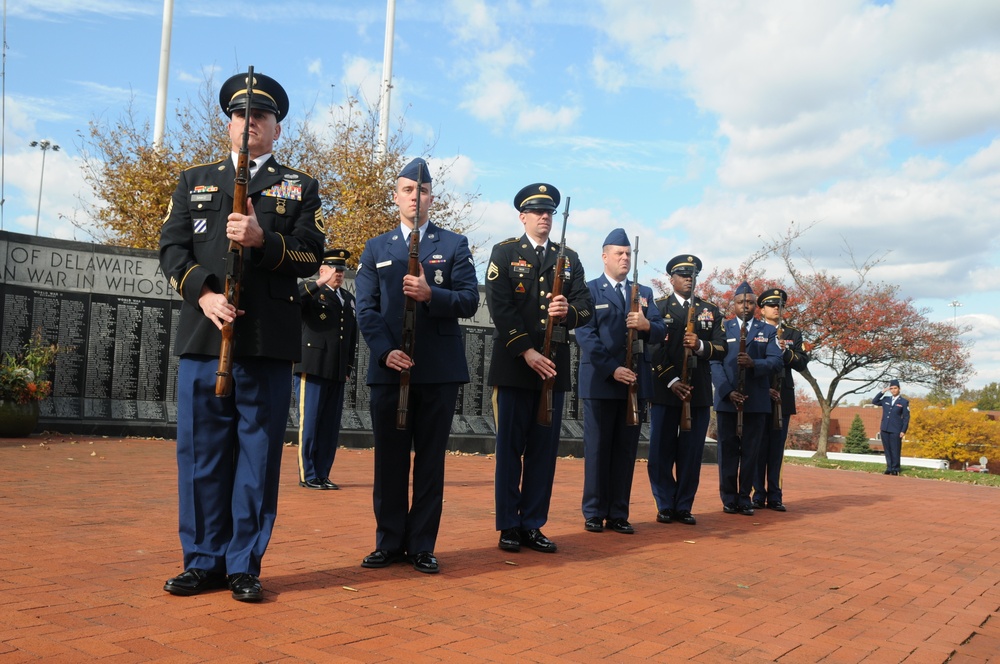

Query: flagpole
[
  {"left": 153, "top": 0, "right": 174, "bottom": 149},
  {"left": 377, "top": 0, "right": 396, "bottom": 156}
]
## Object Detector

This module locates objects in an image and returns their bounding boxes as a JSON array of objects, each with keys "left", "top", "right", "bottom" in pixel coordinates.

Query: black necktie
[
  {"left": 618, "top": 283, "right": 627, "bottom": 306},
  {"left": 741, "top": 320, "right": 749, "bottom": 336},
  {"left": 535, "top": 245, "right": 545, "bottom": 263}
]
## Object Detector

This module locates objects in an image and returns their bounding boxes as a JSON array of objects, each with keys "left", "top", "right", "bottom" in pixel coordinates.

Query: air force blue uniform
[
  {"left": 711, "top": 315, "right": 782, "bottom": 510},
  {"left": 355, "top": 219, "right": 479, "bottom": 556},
  {"left": 576, "top": 270, "right": 665, "bottom": 526},
  {"left": 872, "top": 383, "right": 910, "bottom": 474}
]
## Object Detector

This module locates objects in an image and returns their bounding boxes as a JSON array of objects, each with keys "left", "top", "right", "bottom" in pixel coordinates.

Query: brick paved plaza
[{"left": 1, "top": 435, "right": 998, "bottom": 662}]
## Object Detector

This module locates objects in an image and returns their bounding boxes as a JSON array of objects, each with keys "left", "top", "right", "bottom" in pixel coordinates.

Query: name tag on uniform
[
  {"left": 376, "top": 260, "right": 392, "bottom": 268},
  {"left": 595, "top": 303, "right": 610, "bottom": 309},
  {"left": 727, "top": 337, "right": 737, "bottom": 343},
  {"left": 190, "top": 194, "right": 213, "bottom": 202}
]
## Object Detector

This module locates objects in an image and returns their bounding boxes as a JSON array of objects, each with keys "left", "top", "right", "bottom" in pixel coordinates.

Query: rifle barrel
[{"left": 215, "top": 65, "right": 254, "bottom": 398}]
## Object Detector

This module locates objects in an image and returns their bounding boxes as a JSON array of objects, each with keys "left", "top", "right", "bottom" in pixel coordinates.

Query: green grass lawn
[{"left": 783, "top": 455, "right": 1000, "bottom": 487}]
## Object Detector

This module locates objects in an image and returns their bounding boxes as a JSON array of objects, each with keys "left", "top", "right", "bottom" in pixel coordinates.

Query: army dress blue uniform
[
  {"left": 355, "top": 194, "right": 479, "bottom": 560},
  {"left": 752, "top": 288, "right": 809, "bottom": 509},
  {"left": 710, "top": 283, "right": 782, "bottom": 513},
  {"left": 647, "top": 256, "right": 727, "bottom": 524},
  {"left": 293, "top": 249, "right": 358, "bottom": 490},
  {"left": 872, "top": 380, "right": 910, "bottom": 474},
  {"left": 159, "top": 75, "right": 326, "bottom": 588},
  {"left": 485, "top": 184, "right": 592, "bottom": 551},
  {"left": 575, "top": 230, "right": 665, "bottom": 533}
]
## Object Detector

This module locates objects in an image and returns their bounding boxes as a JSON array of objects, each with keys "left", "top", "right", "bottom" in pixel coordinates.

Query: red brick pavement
[{"left": 1, "top": 434, "right": 998, "bottom": 663}]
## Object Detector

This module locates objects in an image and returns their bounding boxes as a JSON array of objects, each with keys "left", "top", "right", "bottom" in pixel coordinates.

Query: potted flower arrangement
[{"left": 0, "top": 330, "right": 59, "bottom": 437}]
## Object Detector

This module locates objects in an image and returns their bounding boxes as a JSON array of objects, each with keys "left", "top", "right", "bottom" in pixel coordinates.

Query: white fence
[{"left": 784, "top": 449, "right": 949, "bottom": 470}]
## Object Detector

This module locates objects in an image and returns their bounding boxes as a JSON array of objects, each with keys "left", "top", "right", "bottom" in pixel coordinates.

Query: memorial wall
[{"left": 0, "top": 231, "right": 610, "bottom": 448}]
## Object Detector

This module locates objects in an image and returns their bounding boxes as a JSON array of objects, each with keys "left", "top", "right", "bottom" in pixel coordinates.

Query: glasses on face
[
  {"left": 334, "top": 267, "right": 345, "bottom": 273},
  {"left": 524, "top": 209, "right": 553, "bottom": 217},
  {"left": 761, "top": 303, "right": 779, "bottom": 308}
]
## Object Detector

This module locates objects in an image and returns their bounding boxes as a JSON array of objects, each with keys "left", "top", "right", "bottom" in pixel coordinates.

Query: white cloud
[
  {"left": 341, "top": 55, "right": 385, "bottom": 107},
  {"left": 889, "top": 50, "right": 1000, "bottom": 143},
  {"left": 591, "top": 53, "right": 626, "bottom": 93}
]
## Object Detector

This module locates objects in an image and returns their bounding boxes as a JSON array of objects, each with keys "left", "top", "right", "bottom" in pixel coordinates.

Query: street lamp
[
  {"left": 29, "top": 139, "right": 61, "bottom": 236},
  {"left": 949, "top": 299, "right": 963, "bottom": 405},
  {"left": 949, "top": 299, "right": 962, "bottom": 325}
]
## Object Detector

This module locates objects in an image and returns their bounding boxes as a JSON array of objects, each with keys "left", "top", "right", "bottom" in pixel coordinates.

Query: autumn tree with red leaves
[{"left": 677, "top": 225, "right": 972, "bottom": 458}]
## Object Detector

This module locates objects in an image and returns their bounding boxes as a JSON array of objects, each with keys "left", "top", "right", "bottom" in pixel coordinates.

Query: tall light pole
[
  {"left": 949, "top": 299, "right": 962, "bottom": 405},
  {"left": 29, "top": 139, "right": 60, "bottom": 236}
]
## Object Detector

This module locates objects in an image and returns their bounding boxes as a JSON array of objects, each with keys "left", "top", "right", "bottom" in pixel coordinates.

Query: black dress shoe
[
  {"left": 361, "top": 549, "right": 405, "bottom": 568},
  {"left": 519, "top": 528, "right": 557, "bottom": 553},
  {"left": 228, "top": 573, "right": 263, "bottom": 602},
  {"left": 883, "top": 469, "right": 892, "bottom": 475},
  {"left": 607, "top": 518, "right": 635, "bottom": 534},
  {"left": 723, "top": 504, "right": 738, "bottom": 514},
  {"left": 675, "top": 510, "right": 697, "bottom": 525},
  {"left": 751, "top": 500, "right": 765, "bottom": 509},
  {"left": 320, "top": 478, "right": 340, "bottom": 490},
  {"left": 498, "top": 528, "right": 521, "bottom": 552},
  {"left": 656, "top": 509, "right": 673, "bottom": 523},
  {"left": 164, "top": 568, "right": 229, "bottom": 596},
  {"left": 410, "top": 551, "right": 439, "bottom": 574},
  {"left": 767, "top": 502, "right": 787, "bottom": 512},
  {"left": 891, "top": 471, "right": 899, "bottom": 475},
  {"left": 584, "top": 517, "right": 604, "bottom": 532},
  {"left": 299, "top": 478, "right": 327, "bottom": 490},
  {"left": 737, "top": 504, "right": 755, "bottom": 516}
]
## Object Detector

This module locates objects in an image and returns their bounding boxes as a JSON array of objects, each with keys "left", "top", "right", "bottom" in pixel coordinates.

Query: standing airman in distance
[
  {"left": 710, "top": 281, "right": 782, "bottom": 516},
  {"left": 872, "top": 379, "right": 910, "bottom": 475},
  {"left": 752, "top": 288, "right": 809, "bottom": 510},
  {"left": 485, "top": 183, "right": 592, "bottom": 554},
  {"left": 576, "top": 229, "right": 665, "bottom": 534},
  {"left": 647, "top": 255, "right": 727, "bottom": 526},
  {"left": 354, "top": 158, "right": 480, "bottom": 574},
  {"left": 295, "top": 248, "right": 357, "bottom": 491}
]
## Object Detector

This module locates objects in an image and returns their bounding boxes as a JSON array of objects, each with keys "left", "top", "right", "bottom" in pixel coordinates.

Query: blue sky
[{"left": 4, "top": 0, "right": 1000, "bottom": 392}]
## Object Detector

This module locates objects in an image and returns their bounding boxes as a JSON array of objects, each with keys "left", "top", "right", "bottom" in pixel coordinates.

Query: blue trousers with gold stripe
[
  {"left": 175, "top": 355, "right": 290, "bottom": 576},
  {"left": 296, "top": 373, "right": 346, "bottom": 483},
  {"left": 493, "top": 386, "right": 564, "bottom": 531}
]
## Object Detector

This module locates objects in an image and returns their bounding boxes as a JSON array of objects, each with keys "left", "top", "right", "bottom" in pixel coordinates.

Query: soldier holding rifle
[
  {"left": 710, "top": 282, "right": 781, "bottom": 516},
  {"left": 354, "top": 158, "right": 479, "bottom": 574},
  {"left": 486, "top": 183, "right": 591, "bottom": 554},
  {"left": 160, "top": 71, "right": 325, "bottom": 602},
  {"left": 576, "top": 230, "right": 664, "bottom": 535},
  {"left": 647, "top": 255, "right": 726, "bottom": 526},
  {"left": 752, "top": 288, "right": 809, "bottom": 511}
]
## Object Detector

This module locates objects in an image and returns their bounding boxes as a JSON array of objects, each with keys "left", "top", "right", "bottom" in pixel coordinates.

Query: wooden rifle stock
[
  {"left": 625, "top": 236, "right": 641, "bottom": 427},
  {"left": 537, "top": 197, "right": 570, "bottom": 427},
  {"left": 679, "top": 272, "right": 699, "bottom": 432},
  {"left": 771, "top": 300, "right": 785, "bottom": 429},
  {"left": 736, "top": 319, "right": 747, "bottom": 437},
  {"left": 215, "top": 65, "right": 254, "bottom": 398},
  {"left": 396, "top": 163, "right": 423, "bottom": 429}
]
